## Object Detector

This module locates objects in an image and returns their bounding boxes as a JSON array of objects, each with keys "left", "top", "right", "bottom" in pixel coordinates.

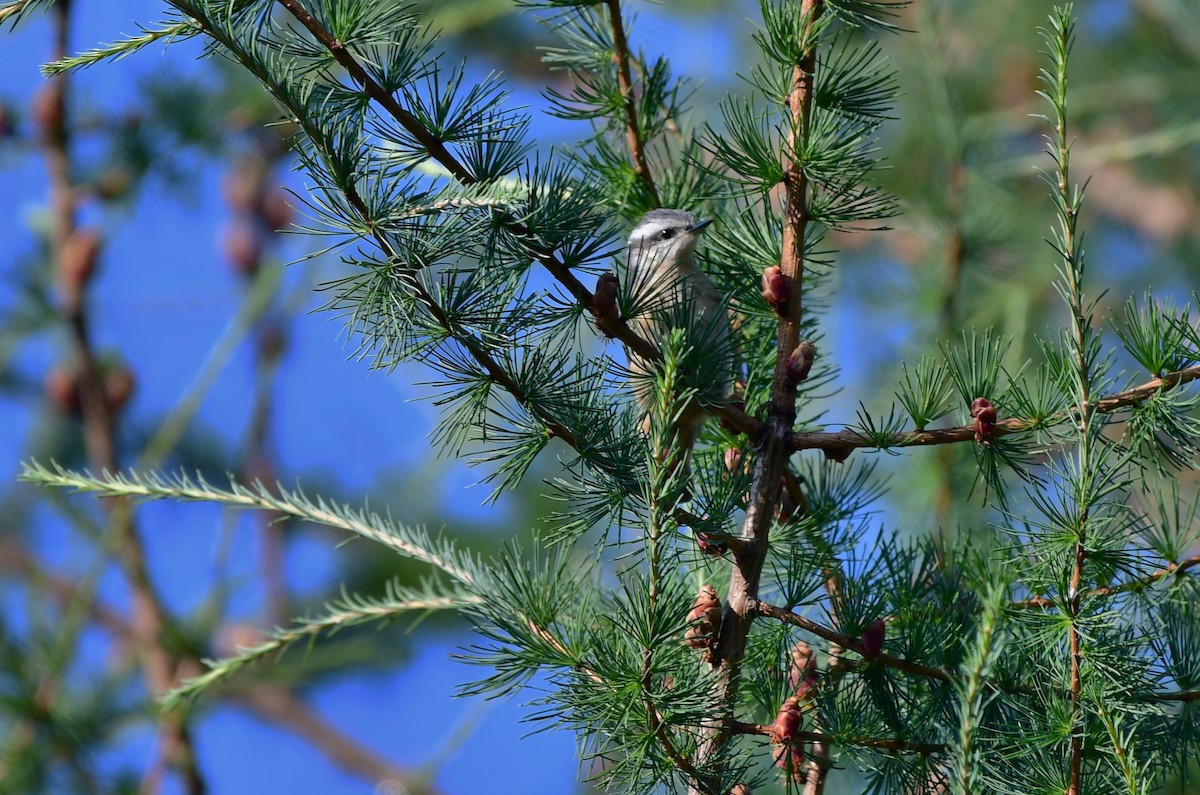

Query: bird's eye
[{"left": 660, "top": 228, "right": 676, "bottom": 240}]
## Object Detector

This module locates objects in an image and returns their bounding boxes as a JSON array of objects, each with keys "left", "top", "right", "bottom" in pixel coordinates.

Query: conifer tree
[{"left": 9, "top": 0, "right": 1200, "bottom": 792}]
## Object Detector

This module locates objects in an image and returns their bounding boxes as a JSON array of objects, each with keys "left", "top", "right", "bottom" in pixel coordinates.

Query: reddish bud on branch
[
  {"left": 685, "top": 584, "right": 722, "bottom": 661},
  {"left": 769, "top": 694, "right": 804, "bottom": 743},
  {"left": 860, "top": 618, "right": 886, "bottom": 657},
  {"left": 786, "top": 340, "right": 815, "bottom": 386},
  {"left": 970, "top": 397, "right": 998, "bottom": 445},
  {"left": 104, "top": 366, "right": 136, "bottom": 413},
  {"left": 259, "top": 188, "right": 293, "bottom": 231},
  {"left": 222, "top": 218, "right": 263, "bottom": 277},
  {"left": 761, "top": 266, "right": 789, "bottom": 316},
  {"left": 592, "top": 272, "right": 620, "bottom": 334},
  {"left": 31, "top": 86, "right": 61, "bottom": 141},
  {"left": 57, "top": 228, "right": 102, "bottom": 314},
  {"left": 44, "top": 365, "right": 81, "bottom": 415}
]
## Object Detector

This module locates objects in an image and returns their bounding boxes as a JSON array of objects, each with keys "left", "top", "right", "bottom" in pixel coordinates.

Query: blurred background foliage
[{"left": 1, "top": 0, "right": 1198, "bottom": 792}]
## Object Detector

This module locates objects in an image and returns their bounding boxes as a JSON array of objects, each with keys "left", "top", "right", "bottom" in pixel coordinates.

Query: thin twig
[
  {"left": 754, "top": 599, "right": 1200, "bottom": 707},
  {"left": 730, "top": 721, "right": 944, "bottom": 754},
  {"left": 1015, "top": 552, "right": 1200, "bottom": 609},
  {"left": 603, "top": 0, "right": 660, "bottom": 206},
  {"left": 690, "top": 4, "right": 825, "bottom": 789},
  {"left": 788, "top": 364, "right": 1200, "bottom": 458},
  {"left": 40, "top": 2, "right": 203, "bottom": 791},
  {"left": 754, "top": 601, "right": 953, "bottom": 683}
]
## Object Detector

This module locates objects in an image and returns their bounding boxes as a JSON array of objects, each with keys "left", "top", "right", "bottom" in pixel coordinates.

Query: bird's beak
[{"left": 689, "top": 219, "right": 713, "bottom": 235}]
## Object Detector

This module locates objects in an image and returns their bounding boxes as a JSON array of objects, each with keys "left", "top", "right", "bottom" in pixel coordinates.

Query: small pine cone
[
  {"left": 222, "top": 218, "right": 263, "bottom": 277},
  {"left": 860, "top": 618, "right": 886, "bottom": 657},
  {"left": 592, "top": 272, "right": 620, "bottom": 334},
  {"left": 685, "top": 584, "right": 722, "bottom": 657},
  {"left": 31, "top": 85, "right": 61, "bottom": 140},
  {"left": 786, "top": 340, "right": 815, "bottom": 386},
  {"left": 257, "top": 321, "right": 287, "bottom": 363},
  {"left": 787, "top": 640, "right": 817, "bottom": 691},
  {"left": 259, "top": 187, "right": 293, "bottom": 231},
  {"left": 761, "top": 266, "right": 789, "bottom": 315},
  {"left": 104, "top": 366, "right": 136, "bottom": 413},
  {"left": 57, "top": 228, "right": 102, "bottom": 312},
  {"left": 730, "top": 784, "right": 754, "bottom": 795},
  {"left": 221, "top": 166, "right": 262, "bottom": 213},
  {"left": 94, "top": 168, "right": 132, "bottom": 201},
  {"left": 44, "top": 365, "right": 80, "bottom": 415},
  {"left": 724, "top": 447, "right": 744, "bottom": 475},
  {"left": 769, "top": 694, "right": 804, "bottom": 743},
  {"left": 970, "top": 397, "right": 998, "bottom": 445}
]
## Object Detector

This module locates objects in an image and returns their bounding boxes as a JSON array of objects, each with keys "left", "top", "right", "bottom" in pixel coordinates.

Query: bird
[{"left": 623, "top": 208, "right": 733, "bottom": 488}]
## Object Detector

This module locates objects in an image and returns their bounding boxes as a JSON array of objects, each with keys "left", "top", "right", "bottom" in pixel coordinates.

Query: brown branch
[
  {"left": 274, "top": 0, "right": 473, "bottom": 186},
  {"left": 788, "top": 364, "right": 1200, "bottom": 458},
  {"left": 730, "top": 722, "right": 944, "bottom": 755},
  {"left": 754, "top": 601, "right": 953, "bottom": 683},
  {"left": 39, "top": 2, "right": 204, "bottom": 791},
  {"left": 689, "top": 4, "right": 826, "bottom": 788},
  {"left": 1016, "top": 552, "right": 1200, "bottom": 609},
  {"left": 802, "top": 734, "right": 830, "bottom": 795},
  {"left": 1143, "top": 690, "right": 1200, "bottom": 703},
  {"left": 603, "top": 0, "right": 660, "bottom": 207}
]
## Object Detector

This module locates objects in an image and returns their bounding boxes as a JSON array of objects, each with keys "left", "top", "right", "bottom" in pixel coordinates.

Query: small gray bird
[{"left": 624, "top": 209, "right": 733, "bottom": 485}]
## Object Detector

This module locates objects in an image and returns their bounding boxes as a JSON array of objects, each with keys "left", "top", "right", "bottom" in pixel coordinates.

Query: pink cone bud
[
  {"left": 761, "top": 266, "right": 789, "bottom": 315},
  {"left": 786, "top": 340, "right": 815, "bottom": 386},
  {"left": 31, "top": 86, "right": 61, "bottom": 140},
  {"left": 44, "top": 365, "right": 81, "bottom": 415},
  {"left": 860, "top": 618, "right": 886, "bottom": 657},
  {"left": 222, "top": 218, "right": 263, "bottom": 277},
  {"left": 57, "top": 228, "right": 102, "bottom": 313},
  {"left": 104, "top": 366, "right": 136, "bottom": 413},
  {"left": 970, "top": 397, "right": 998, "bottom": 444},
  {"left": 770, "top": 694, "right": 804, "bottom": 742},
  {"left": 593, "top": 272, "right": 620, "bottom": 333},
  {"left": 685, "top": 585, "right": 722, "bottom": 659},
  {"left": 259, "top": 187, "right": 293, "bottom": 230}
]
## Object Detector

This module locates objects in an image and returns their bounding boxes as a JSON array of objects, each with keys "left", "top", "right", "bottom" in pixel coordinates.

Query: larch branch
[{"left": 604, "top": 0, "right": 660, "bottom": 206}]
